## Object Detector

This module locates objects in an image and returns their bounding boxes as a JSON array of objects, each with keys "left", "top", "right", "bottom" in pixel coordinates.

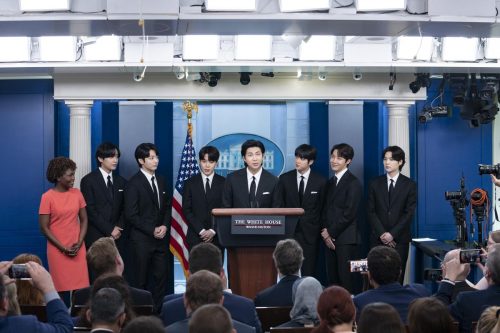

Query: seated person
[
  {"left": 441, "top": 249, "right": 474, "bottom": 301},
  {"left": 277, "top": 277, "right": 322, "bottom": 328},
  {"left": 311, "top": 286, "right": 356, "bottom": 333},
  {"left": 357, "top": 302, "right": 405, "bottom": 333},
  {"left": 86, "top": 287, "right": 126, "bottom": 333},
  {"left": 475, "top": 230, "right": 500, "bottom": 290},
  {"left": 0, "top": 261, "right": 73, "bottom": 333},
  {"left": 353, "top": 246, "right": 429, "bottom": 323},
  {"left": 407, "top": 297, "right": 454, "bottom": 333},
  {"left": 476, "top": 306, "right": 500, "bottom": 333},
  {"left": 189, "top": 304, "right": 236, "bottom": 333},
  {"left": 254, "top": 239, "right": 303, "bottom": 307},
  {"left": 5, "top": 282, "right": 20, "bottom": 316},
  {"left": 122, "top": 317, "right": 165, "bottom": 333},
  {"left": 166, "top": 270, "right": 254, "bottom": 333}
]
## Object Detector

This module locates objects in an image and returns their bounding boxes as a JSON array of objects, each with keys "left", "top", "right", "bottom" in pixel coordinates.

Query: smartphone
[
  {"left": 459, "top": 249, "right": 485, "bottom": 264},
  {"left": 8, "top": 264, "right": 31, "bottom": 280},
  {"left": 423, "top": 268, "right": 443, "bottom": 282},
  {"left": 349, "top": 259, "right": 368, "bottom": 273}
]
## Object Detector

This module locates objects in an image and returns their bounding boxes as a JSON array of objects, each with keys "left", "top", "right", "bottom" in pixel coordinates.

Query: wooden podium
[{"left": 212, "top": 208, "right": 304, "bottom": 299}]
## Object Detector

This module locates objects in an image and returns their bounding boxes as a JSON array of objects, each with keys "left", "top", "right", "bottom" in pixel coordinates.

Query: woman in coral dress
[{"left": 38, "top": 157, "right": 89, "bottom": 295}]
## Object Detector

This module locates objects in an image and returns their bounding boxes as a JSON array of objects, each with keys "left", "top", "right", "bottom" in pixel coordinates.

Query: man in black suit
[
  {"left": 254, "top": 239, "right": 303, "bottom": 306},
  {"left": 222, "top": 139, "right": 280, "bottom": 208},
  {"left": 81, "top": 142, "right": 127, "bottom": 250},
  {"left": 367, "top": 146, "right": 417, "bottom": 279},
  {"left": 183, "top": 146, "right": 225, "bottom": 249},
  {"left": 86, "top": 287, "right": 126, "bottom": 333},
  {"left": 278, "top": 144, "right": 327, "bottom": 277},
  {"left": 321, "top": 143, "right": 362, "bottom": 293},
  {"left": 124, "top": 142, "right": 171, "bottom": 312},
  {"left": 436, "top": 243, "right": 500, "bottom": 333}
]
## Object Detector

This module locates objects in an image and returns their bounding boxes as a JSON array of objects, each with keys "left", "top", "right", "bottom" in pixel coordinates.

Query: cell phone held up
[
  {"left": 459, "top": 249, "right": 485, "bottom": 265},
  {"left": 349, "top": 259, "right": 368, "bottom": 273},
  {"left": 8, "top": 264, "right": 31, "bottom": 280}
]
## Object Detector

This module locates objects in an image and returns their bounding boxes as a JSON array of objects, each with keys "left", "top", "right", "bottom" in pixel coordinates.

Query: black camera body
[
  {"left": 8, "top": 264, "right": 31, "bottom": 280},
  {"left": 423, "top": 268, "right": 442, "bottom": 282},
  {"left": 478, "top": 163, "right": 500, "bottom": 178}
]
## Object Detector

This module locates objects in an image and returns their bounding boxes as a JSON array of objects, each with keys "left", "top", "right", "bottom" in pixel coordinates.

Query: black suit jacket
[
  {"left": 182, "top": 173, "right": 225, "bottom": 247},
  {"left": 367, "top": 174, "right": 417, "bottom": 244},
  {"left": 80, "top": 169, "right": 127, "bottom": 247},
  {"left": 278, "top": 170, "right": 327, "bottom": 244},
  {"left": 254, "top": 275, "right": 300, "bottom": 307},
  {"left": 222, "top": 168, "right": 280, "bottom": 208},
  {"left": 167, "top": 318, "right": 255, "bottom": 333},
  {"left": 73, "top": 285, "right": 153, "bottom": 306},
  {"left": 321, "top": 170, "right": 362, "bottom": 245},
  {"left": 124, "top": 171, "right": 171, "bottom": 242}
]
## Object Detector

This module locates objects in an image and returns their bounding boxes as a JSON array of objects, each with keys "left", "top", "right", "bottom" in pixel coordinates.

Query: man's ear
[
  {"left": 118, "top": 312, "right": 127, "bottom": 327},
  {"left": 308, "top": 160, "right": 314, "bottom": 166},
  {"left": 86, "top": 309, "right": 92, "bottom": 323}
]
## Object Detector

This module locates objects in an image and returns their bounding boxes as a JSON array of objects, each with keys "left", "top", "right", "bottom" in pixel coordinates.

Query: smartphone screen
[
  {"left": 8, "top": 264, "right": 31, "bottom": 280},
  {"left": 349, "top": 259, "right": 368, "bottom": 273},
  {"left": 459, "top": 249, "right": 484, "bottom": 264}
]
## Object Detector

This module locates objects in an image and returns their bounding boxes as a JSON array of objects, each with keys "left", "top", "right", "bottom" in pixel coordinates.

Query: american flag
[{"left": 169, "top": 132, "right": 199, "bottom": 277}]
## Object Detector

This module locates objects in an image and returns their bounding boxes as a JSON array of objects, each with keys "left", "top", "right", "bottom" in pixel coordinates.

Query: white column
[
  {"left": 66, "top": 100, "right": 93, "bottom": 188},
  {"left": 386, "top": 101, "right": 414, "bottom": 177}
]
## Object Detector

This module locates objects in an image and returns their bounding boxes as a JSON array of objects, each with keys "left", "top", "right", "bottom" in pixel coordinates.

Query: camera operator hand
[
  {"left": 491, "top": 174, "right": 500, "bottom": 187},
  {"left": 0, "top": 261, "right": 14, "bottom": 286},
  {"left": 443, "top": 258, "right": 468, "bottom": 281},
  {"left": 25, "top": 261, "right": 56, "bottom": 295}
]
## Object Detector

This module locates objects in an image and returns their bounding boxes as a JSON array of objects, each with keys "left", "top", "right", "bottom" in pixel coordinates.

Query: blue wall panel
[{"left": 309, "top": 102, "right": 329, "bottom": 178}]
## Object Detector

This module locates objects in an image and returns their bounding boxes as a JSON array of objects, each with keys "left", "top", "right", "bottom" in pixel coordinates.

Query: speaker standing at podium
[{"left": 222, "top": 139, "right": 280, "bottom": 209}]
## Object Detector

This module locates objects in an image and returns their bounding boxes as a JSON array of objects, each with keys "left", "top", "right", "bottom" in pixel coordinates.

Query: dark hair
[
  {"left": 89, "top": 287, "right": 125, "bottom": 325},
  {"left": 189, "top": 304, "right": 233, "bottom": 333},
  {"left": 357, "top": 303, "right": 404, "bottom": 333},
  {"left": 185, "top": 270, "right": 223, "bottom": 311},
  {"left": 312, "top": 286, "right": 355, "bottom": 333},
  {"left": 95, "top": 142, "right": 121, "bottom": 166},
  {"left": 273, "top": 239, "right": 304, "bottom": 276},
  {"left": 408, "top": 297, "right": 454, "bottom": 333},
  {"left": 87, "top": 237, "right": 120, "bottom": 278},
  {"left": 122, "top": 316, "right": 165, "bottom": 333},
  {"left": 46, "top": 157, "right": 76, "bottom": 183},
  {"left": 189, "top": 243, "right": 222, "bottom": 275},
  {"left": 367, "top": 246, "right": 401, "bottom": 285},
  {"left": 241, "top": 139, "right": 265, "bottom": 157},
  {"left": 295, "top": 144, "right": 317, "bottom": 161},
  {"left": 134, "top": 143, "right": 158, "bottom": 168},
  {"left": 382, "top": 146, "right": 406, "bottom": 171},
  {"left": 199, "top": 146, "right": 220, "bottom": 162},
  {"left": 330, "top": 143, "right": 354, "bottom": 162}
]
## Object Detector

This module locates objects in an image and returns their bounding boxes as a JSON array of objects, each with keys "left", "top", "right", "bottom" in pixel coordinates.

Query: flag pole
[{"left": 183, "top": 100, "right": 198, "bottom": 138}]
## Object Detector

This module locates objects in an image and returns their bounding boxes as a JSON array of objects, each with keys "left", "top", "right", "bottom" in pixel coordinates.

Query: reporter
[{"left": 475, "top": 230, "right": 500, "bottom": 290}]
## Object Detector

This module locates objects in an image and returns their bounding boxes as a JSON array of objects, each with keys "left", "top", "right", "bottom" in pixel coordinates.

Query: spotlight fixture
[
  {"left": 239, "top": 72, "right": 252, "bottom": 85},
  {"left": 409, "top": 73, "right": 430, "bottom": 93},
  {"left": 418, "top": 106, "right": 450, "bottom": 123},
  {"left": 449, "top": 74, "right": 469, "bottom": 106},
  {"left": 207, "top": 72, "right": 221, "bottom": 87},
  {"left": 318, "top": 72, "right": 327, "bottom": 81},
  {"left": 261, "top": 72, "right": 275, "bottom": 77},
  {"left": 389, "top": 72, "right": 396, "bottom": 90},
  {"left": 353, "top": 72, "right": 362, "bottom": 81}
]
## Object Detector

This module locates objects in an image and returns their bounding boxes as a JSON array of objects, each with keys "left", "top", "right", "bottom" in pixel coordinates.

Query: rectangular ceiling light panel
[
  {"left": 19, "top": 0, "right": 70, "bottom": 11},
  {"left": 84, "top": 36, "right": 122, "bottom": 61},
  {"left": 485, "top": 38, "right": 500, "bottom": 59},
  {"left": 183, "top": 35, "right": 220, "bottom": 60},
  {"left": 279, "top": 0, "right": 330, "bottom": 12},
  {"left": 39, "top": 36, "right": 77, "bottom": 62},
  {"left": 442, "top": 37, "right": 479, "bottom": 62},
  {"left": 299, "top": 36, "right": 336, "bottom": 61},
  {"left": 0, "top": 37, "right": 31, "bottom": 62},
  {"left": 205, "top": 0, "right": 256, "bottom": 11},
  {"left": 234, "top": 35, "right": 273, "bottom": 60},
  {"left": 396, "top": 36, "right": 434, "bottom": 61},
  {"left": 355, "top": 0, "right": 406, "bottom": 11}
]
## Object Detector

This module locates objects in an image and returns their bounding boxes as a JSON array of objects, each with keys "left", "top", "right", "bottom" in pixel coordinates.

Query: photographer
[
  {"left": 474, "top": 230, "right": 500, "bottom": 290},
  {"left": 0, "top": 261, "right": 73, "bottom": 333},
  {"left": 441, "top": 249, "right": 475, "bottom": 301}
]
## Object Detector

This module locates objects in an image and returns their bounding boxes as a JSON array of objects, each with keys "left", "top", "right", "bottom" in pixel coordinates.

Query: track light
[
  {"left": 239, "top": 72, "right": 252, "bottom": 85},
  {"left": 207, "top": 72, "right": 221, "bottom": 87},
  {"left": 409, "top": 73, "right": 430, "bottom": 93},
  {"left": 318, "top": 72, "right": 327, "bottom": 81}
]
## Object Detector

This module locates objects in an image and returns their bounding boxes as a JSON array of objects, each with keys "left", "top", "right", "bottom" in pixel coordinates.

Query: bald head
[{"left": 443, "top": 249, "right": 470, "bottom": 281}]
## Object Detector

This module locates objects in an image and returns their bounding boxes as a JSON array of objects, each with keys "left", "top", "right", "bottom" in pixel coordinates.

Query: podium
[{"left": 212, "top": 208, "right": 304, "bottom": 299}]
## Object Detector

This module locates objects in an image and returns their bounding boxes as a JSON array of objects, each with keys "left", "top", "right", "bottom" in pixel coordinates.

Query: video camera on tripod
[{"left": 445, "top": 176, "right": 469, "bottom": 247}]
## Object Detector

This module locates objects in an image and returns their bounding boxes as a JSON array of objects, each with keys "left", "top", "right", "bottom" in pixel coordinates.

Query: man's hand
[
  {"left": 0, "top": 261, "right": 14, "bottom": 286},
  {"left": 380, "top": 232, "right": 394, "bottom": 245},
  {"left": 492, "top": 174, "right": 500, "bottom": 187},
  {"left": 111, "top": 226, "right": 123, "bottom": 240},
  {"left": 25, "top": 261, "right": 56, "bottom": 294},
  {"left": 443, "top": 258, "right": 467, "bottom": 281},
  {"left": 321, "top": 228, "right": 335, "bottom": 250},
  {"left": 200, "top": 229, "right": 215, "bottom": 243},
  {"left": 154, "top": 226, "right": 167, "bottom": 239}
]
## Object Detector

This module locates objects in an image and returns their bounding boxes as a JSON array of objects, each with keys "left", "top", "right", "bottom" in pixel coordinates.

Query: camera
[
  {"left": 445, "top": 191, "right": 463, "bottom": 200},
  {"left": 478, "top": 163, "right": 500, "bottom": 178},
  {"left": 133, "top": 73, "right": 143, "bottom": 82},
  {"left": 8, "top": 264, "right": 31, "bottom": 280},
  {"left": 423, "top": 268, "right": 442, "bottom": 282},
  {"left": 353, "top": 72, "right": 362, "bottom": 81},
  {"left": 349, "top": 259, "right": 368, "bottom": 273},
  {"left": 459, "top": 249, "right": 485, "bottom": 264}
]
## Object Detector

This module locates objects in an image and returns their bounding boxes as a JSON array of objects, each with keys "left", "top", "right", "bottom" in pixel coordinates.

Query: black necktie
[
  {"left": 389, "top": 179, "right": 394, "bottom": 202},
  {"left": 333, "top": 176, "right": 338, "bottom": 188},
  {"left": 151, "top": 176, "right": 160, "bottom": 208},
  {"left": 205, "top": 177, "right": 211, "bottom": 196},
  {"left": 298, "top": 176, "right": 304, "bottom": 205},
  {"left": 107, "top": 175, "right": 114, "bottom": 199},
  {"left": 249, "top": 176, "right": 257, "bottom": 208}
]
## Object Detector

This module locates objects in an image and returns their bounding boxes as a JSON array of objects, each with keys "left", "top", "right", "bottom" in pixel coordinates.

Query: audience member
[
  {"left": 357, "top": 303, "right": 405, "bottom": 333},
  {"left": 407, "top": 297, "right": 453, "bottom": 333},
  {"left": 254, "top": 239, "right": 303, "bottom": 307},
  {"left": 5, "top": 283, "right": 20, "bottom": 316},
  {"left": 122, "top": 316, "right": 165, "bottom": 333},
  {"left": 311, "top": 286, "right": 355, "bottom": 333},
  {"left": 167, "top": 270, "right": 254, "bottom": 333},
  {"left": 278, "top": 277, "right": 322, "bottom": 328},
  {"left": 12, "top": 254, "right": 44, "bottom": 305},
  {"left": 0, "top": 261, "right": 73, "bottom": 333},
  {"left": 475, "top": 230, "right": 500, "bottom": 290},
  {"left": 441, "top": 249, "right": 474, "bottom": 301},
  {"left": 476, "top": 306, "right": 500, "bottom": 333},
  {"left": 160, "top": 243, "right": 261, "bottom": 332},
  {"left": 86, "top": 287, "right": 126, "bottom": 333},
  {"left": 353, "top": 246, "right": 429, "bottom": 323},
  {"left": 436, "top": 243, "right": 500, "bottom": 333},
  {"left": 189, "top": 304, "right": 235, "bottom": 333},
  {"left": 73, "top": 237, "right": 152, "bottom": 307}
]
